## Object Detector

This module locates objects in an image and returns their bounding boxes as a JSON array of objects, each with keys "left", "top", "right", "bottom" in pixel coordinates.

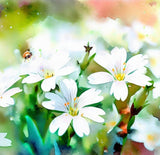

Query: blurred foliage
[
  {"left": 1, "top": 0, "right": 160, "bottom": 154},
  {"left": 0, "top": 0, "right": 89, "bottom": 69},
  {"left": 20, "top": 115, "right": 60, "bottom": 155}
]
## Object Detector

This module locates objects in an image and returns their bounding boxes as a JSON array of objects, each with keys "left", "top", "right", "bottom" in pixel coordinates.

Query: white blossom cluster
[{"left": 1, "top": 18, "right": 160, "bottom": 153}]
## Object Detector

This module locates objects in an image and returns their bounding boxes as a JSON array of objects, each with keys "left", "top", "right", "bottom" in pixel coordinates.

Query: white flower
[
  {"left": 130, "top": 115, "right": 160, "bottom": 151},
  {"left": 0, "top": 69, "right": 22, "bottom": 107},
  {"left": 42, "top": 79, "right": 105, "bottom": 137},
  {"left": 88, "top": 47, "right": 151, "bottom": 101},
  {"left": 22, "top": 51, "right": 76, "bottom": 92},
  {"left": 86, "top": 18, "right": 126, "bottom": 47},
  {"left": 105, "top": 104, "right": 120, "bottom": 133},
  {"left": 124, "top": 21, "right": 156, "bottom": 53},
  {"left": 0, "top": 133, "right": 12, "bottom": 147}
]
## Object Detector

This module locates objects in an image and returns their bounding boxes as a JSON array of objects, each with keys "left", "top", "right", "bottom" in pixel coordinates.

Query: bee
[{"left": 23, "top": 49, "right": 32, "bottom": 60}]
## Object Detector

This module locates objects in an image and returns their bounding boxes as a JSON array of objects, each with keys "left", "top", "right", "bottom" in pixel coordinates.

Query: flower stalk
[
  {"left": 113, "top": 84, "right": 153, "bottom": 154},
  {"left": 80, "top": 42, "right": 95, "bottom": 72}
]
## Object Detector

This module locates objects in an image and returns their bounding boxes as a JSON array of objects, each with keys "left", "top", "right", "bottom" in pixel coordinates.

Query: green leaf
[
  {"left": 77, "top": 87, "right": 89, "bottom": 96},
  {"left": 127, "top": 116, "right": 135, "bottom": 130},
  {"left": 133, "top": 83, "right": 154, "bottom": 109},
  {"left": 22, "top": 143, "right": 34, "bottom": 155},
  {"left": 25, "top": 115, "right": 60, "bottom": 155},
  {"left": 88, "top": 53, "right": 96, "bottom": 63},
  {"left": 123, "top": 136, "right": 127, "bottom": 146},
  {"left": 53, "top": 140, "right": 61, "bottom": 155},
  {"left": 25, "top": 115, "right": 43, "bottom": 154},
  {"left": 80, "top": 52, "right": 89, "bottom": 70},
  {"left": 44, "top": 130, "right": 60, "bottom": 155}
]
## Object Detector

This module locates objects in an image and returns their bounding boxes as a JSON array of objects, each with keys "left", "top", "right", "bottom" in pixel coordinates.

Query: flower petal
[
  {"left": 80, "top": 107, "right": 105, "bottom": 123},
  {"left": 0, "top": 97, "right": 14, "bottom": 107},
  {"left": 51, "top": 52, "right": 70, "bottom": 70},
  {"left": 3, "top": 87, "right": 22, "bottom": 97},
  {"left": 45, "top": 92, "right": 65, "bottom": 102},
  {"left": 0, "top": 133, "right": 12, "bottom": 146},
  {"left": 56, "top": 66, "right": 75, "bottom": 76},
  {"left": 73, "top": 116, "right": 90, "bottom": 137},
  {"left": 78, "top": 88, "right": 103, "bottom": 109},
  {"left": 42, "top": 101, "right": 67, "bottom": 112},
  {"left": 126, "top": 30, "right": 142, "bottom": 53},
  {"left": 41, "top": 76, "right": 56, "bottom": 92},
  {"left": 94, "top": 51, "right": 113, "bottom": 72},
  {"left": 0, "top": 133, "right": 7, "bottom": 138},
  {"left": 129, "top": 130, "right": 145, "bottom": 144},
  {"left": 59, "top": 79, "right": 77, "bottom": 103},
  {"left": 88, "top": 72, "right": 114, "bottom": 84},
  {"left": 49, "top": 113, "right": 72, "bottom": 136},
  {"left": 0, "top": 71, "right": 21, "bottom": 94},
  {"left": 144, "top": 141, "right": 156, "bottom": 151},
  {"left": 110, "top": 81, "right": 128, "bottom": 101},
  {"left": 125, "top": 71, "right": 151, "bottom": 86},
  {"left": 111, "top": 47, "right": 127, "bottom": 71},
  {"left": 125, "top": 54, "right": 148, "bottom": 75},
  {"left": 22, "top": 74, "right": 43, "bottom": 84},
  {"left": 44, "top": 92, "right": 67, "bottom": 112}
]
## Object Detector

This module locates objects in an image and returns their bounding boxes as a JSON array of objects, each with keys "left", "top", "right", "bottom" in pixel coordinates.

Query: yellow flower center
[
  {"left": 45, "top": 73, "right": 54, "bottom": 79},
  {"left": 112, "top": 62, "right": 126, "bottom": 81},
  {"left": 150, "top": 58, "right": 157, "bottom": 67},
  {"left": 41, "top": 69, "right": 54, "bottom": 79},
  {"left": 109, "top": 121, "right": 117, "bottom": 127},
  {"left": 64, "top": 97, "right": 79, "bottom": 116},
  {"left": 106, "top": 121, "right": 117, "bottom": 127},
  {"left": 147, "top": 134, "right": 154, "bottom": 142},
  {"left": 138, "top": 33, "right": 146, "bottom": 40},
  {"left": 0, "top": 96, "right": 2, "bottom": 99},
  {"left": 69, "top": 107, "right": 78, "bottom": 116},
  {"left": 115, "top": 73, "right": 125, "bottom": 81},
  {"left": 44, "top": 71, "right": 54, "bottom": 79}
]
